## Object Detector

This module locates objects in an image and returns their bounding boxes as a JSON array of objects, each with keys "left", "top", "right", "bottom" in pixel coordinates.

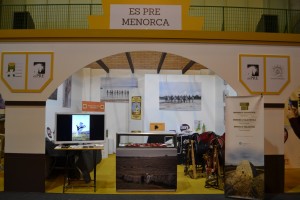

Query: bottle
[
  {"left": 195, "top": 121, "right": 201, "bottom": 132},
  {"left": 202, "top": 123, "right": 206, "bottom": 133}
]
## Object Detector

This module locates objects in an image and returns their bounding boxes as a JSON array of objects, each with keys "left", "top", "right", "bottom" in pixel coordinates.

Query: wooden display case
[{"left": 116, "top": 132, "right": 177, "bottom": 191}]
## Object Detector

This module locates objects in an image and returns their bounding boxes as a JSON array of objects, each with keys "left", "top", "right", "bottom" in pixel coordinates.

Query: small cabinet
[{"left": 116, "top": 132, "right": 177, "bottom": 191}]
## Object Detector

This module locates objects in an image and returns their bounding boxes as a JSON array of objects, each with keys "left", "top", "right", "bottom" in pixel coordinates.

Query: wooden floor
[{"left": 0, "top": 154, "right": 300, "bottom": 194}]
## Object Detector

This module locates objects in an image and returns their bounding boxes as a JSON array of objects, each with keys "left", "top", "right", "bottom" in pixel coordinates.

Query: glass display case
[
  {"left": 116, "top": 132, "right": 177, "bottom": 191},
  {"left": 116, "top": 132, "right": 177, "bottom": 148}
]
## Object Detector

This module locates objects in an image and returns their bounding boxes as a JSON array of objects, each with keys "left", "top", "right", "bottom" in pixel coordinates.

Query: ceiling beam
[
  {"left": 157, "top": 52, "right": 167, "bottom": 74},
  {"left": 182, "top": 60, "right": 195, "bottom": 74},
  {"left": 125, "top": 52, "right": 134, "bottom": 74},
  {"left": 96, "top": 59, "right": 109, "bottom": 73}
]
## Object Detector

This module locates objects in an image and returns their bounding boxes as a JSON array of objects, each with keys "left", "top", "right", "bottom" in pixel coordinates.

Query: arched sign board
[
  {"left": 1, "top": 52, "right": 53, "bottom": 93},
  {"left": 239, "top": 54, "right": 290, "bottom": 95}
]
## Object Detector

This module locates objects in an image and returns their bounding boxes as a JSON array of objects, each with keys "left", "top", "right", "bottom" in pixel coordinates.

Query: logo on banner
[
  {"left": 1, "top": 52, "right": 53, "bottom": 93},
  {"left": 239, "top": 54, "right": 290, "bottom": 95},
  {"left": 33, "top": 62, "right": 46, "bottom": 78},
  {"left": 246, "top": 64, "right": 259, "bottom": 80},
  {"left": 180, "top": 123, "right": 190, "bottom": 132},
  {"left": 240, "top": 102, "right": 249, "bottom": 110},
  {"left": 271, "top": 65, "right": 284, "bottom": 79}
]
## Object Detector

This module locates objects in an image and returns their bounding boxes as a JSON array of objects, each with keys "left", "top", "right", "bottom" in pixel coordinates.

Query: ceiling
[{"left": 85, "top": 51, "right": 207, "bottom": 74}]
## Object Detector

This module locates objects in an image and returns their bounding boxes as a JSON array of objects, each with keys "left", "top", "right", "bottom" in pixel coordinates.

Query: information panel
[{"left": 225, "top": 96, "right": 264, "bottom": 200}]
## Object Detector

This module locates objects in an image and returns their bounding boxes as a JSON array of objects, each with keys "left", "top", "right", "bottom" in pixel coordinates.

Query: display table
[
  {"left": 116, "top": 132, "right": 177, "bottom": 191},
  {"left": 55, "top": 144, "right": 104, "bottom": 193}
]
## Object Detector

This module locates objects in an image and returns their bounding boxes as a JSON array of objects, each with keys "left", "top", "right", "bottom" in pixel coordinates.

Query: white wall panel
[
  {"left": 5, "top": 106, "right": 45, "bottom": 153},
  {"left": 264, "top": 108, "right": 284, "bottom": 155}
]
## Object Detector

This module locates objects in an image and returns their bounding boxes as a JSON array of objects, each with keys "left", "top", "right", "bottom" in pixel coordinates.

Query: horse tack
[{"left": 182, "top": 131, "right": 225, "bottom": 190}]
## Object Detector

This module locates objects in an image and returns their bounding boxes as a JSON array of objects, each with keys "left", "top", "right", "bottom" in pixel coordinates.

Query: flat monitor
[{"left": 55, "top": 113, "right": 105, "bottom": 145}]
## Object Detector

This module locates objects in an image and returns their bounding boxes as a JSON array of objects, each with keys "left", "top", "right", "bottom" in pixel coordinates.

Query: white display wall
[
  {"left": 144, "top": 74, "right": 230, "bottom": 135},
  {"left": 45, "top": 67, "right": 236, "bottom": 155}
]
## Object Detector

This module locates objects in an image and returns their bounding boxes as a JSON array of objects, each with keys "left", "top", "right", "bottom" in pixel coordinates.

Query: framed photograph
[
  {"left": 131, "top": 96, "right": 141, "bottom": 120},
  {"left": 100, "top": 77, "right": 137, "bottom": 103},
  {"left": 159, "top": 81, "right": 201, "bottom": 111},
  {"left": 63, "top": 76, "right": 72, "bottom": 108}
]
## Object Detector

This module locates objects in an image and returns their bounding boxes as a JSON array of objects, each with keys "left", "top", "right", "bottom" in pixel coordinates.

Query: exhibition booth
[
  {"left": 1, "top": 39, "right": 298, "bottom": 196},
  {"left": 0, "top": 1, "right": 300, "bottom": 199},
  {"left": 43, "top": 65, "right": 234, "bottom": 194}
]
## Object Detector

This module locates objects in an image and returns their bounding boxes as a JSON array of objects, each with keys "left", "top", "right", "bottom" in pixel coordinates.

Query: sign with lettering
[
  {"left": 1, "top": 52, "right": 53, "bottom": 93},
  {"left": 239, "top": 54, "right": 290, "bottom": 95},
  {"left": 88, "top": 0, "right": 204, "bottom": 31},
  {"left": 110, "top": 4, "right": 181, "bottom": 30},
  {"left": 225, "top": 96, "right": 264, "bottom": 199}
]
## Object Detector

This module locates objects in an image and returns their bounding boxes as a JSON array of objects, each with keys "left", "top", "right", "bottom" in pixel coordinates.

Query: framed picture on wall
[
  {"left": 100, "top": 77, "right": 137, "bottom": 103},
  {"left": 63, "top": 76, "right": 72, "bottom": 108},
  {"left": 159, "top": 81, "right": 202, "bottom": 111},
  {"left": 48, "top": 88, "right": 58, "bottom": 100},
  {"left": 131, "top": 96, "right": 141, "bottom": 120}
]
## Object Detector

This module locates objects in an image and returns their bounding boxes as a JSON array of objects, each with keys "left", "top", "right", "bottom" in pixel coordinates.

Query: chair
[{"left": 45, "top": 138, "right": 67, "bottom": 178}]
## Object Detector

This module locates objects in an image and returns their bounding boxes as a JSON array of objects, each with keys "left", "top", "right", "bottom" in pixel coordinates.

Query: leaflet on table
[{"left": 55, "top": 144, "right": 104, "bottom": 149}]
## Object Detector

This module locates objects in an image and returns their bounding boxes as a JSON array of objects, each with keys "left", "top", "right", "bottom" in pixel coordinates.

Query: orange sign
[
  {"left": 150, "top": 123, "right": 165, "bottom": 131},
  {"left": 82, "top": 101, "right": 105, "bottom": 112}
]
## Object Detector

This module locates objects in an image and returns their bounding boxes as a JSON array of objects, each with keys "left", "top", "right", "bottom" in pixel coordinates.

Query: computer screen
[{"left": 55, "top": 113, "right": 105, "bottom": 145}]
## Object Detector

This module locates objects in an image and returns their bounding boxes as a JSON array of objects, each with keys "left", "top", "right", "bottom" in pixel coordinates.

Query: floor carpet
[{"left": 0, "top": 154, "right": 300, "bottom": 200}]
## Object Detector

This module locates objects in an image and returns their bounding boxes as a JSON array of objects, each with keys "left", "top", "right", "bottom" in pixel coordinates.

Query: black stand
[{"left": 55, "top": 145, "right": 103, "bottom": 193}]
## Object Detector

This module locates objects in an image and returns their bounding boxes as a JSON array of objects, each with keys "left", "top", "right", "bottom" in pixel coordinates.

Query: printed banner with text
[{"left": 225, "top": 96, "right": 264, "bottom": 200}]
